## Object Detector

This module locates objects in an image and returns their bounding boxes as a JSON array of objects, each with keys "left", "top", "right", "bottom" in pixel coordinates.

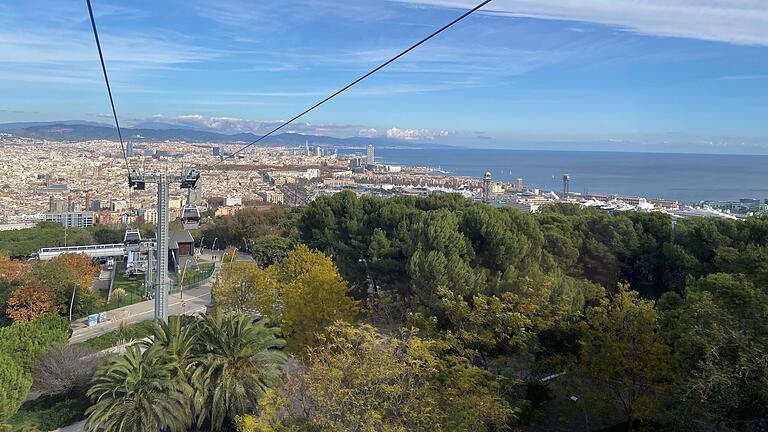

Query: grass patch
[
  {"left": 181, "top": 262, "right": 214, "bottom": 281},
  {"left": 92, "top": 271, "right": 146, "bottom": 314},
  {"left": 9, "top": 391, "right": 90, "bottom": 431},
  {"left": 74, "top": 320, "right": 155, "bottom": 351},
  {"left": 177, "top": 261, "right": 215, "bottom": 290}
]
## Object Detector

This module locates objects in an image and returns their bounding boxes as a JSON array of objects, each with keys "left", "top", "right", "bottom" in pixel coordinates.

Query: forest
[
  {"left": 207, "top": 192, "right": 768, "bottom": 430},
  {"left": 2, "top": 192, "right": 767, "bottom": 431}
]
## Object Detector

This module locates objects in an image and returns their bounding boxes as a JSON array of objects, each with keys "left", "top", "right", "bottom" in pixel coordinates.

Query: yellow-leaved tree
[
  {"left": 270, "top": 245, "right": 359, "bottom": 352},
  {"left": 33, "top": 253, "right": 100, "bottom": 315},
  {"left": 213, "top": 244, "right": 358, "bottom": 353},
  {"left": 212, "top": 261, "right": 278, "bottom": 316},
  {"left": 236, "top": 323, "right": 514, "bottom": 432}
]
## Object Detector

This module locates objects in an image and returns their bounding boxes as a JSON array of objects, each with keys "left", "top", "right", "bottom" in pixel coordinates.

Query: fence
[{"left": 169, "top": 263, "right": 215, "bottom": 294}]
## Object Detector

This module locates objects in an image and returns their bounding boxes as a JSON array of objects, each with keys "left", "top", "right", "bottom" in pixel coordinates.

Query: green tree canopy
[
  {"left": 0, "top": 353, "right": 32, "bottom": 424},
  {"left": 659, "top": 273, "right": 768, "bottom": 427},
  {"left": 0, "top": 314, "right": 69, "bottom": 371},
  {"left": 577, "top": 285, "right": 674, "bottom": 426}
]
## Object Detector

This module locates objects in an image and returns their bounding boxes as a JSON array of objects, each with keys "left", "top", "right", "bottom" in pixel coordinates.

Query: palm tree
[
  {"left": 143, "top": 315, "right": 199, "bottom": 379},
  {"left": 192, "top": 313, "right": 288, "bottom": 430},
  {"left": 85, "top": 346, "right": 192, "bottom": 432}
]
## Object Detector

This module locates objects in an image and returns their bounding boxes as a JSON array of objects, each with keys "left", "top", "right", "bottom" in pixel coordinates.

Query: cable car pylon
[{"left": 129, "top": 168, "right": 200, "bottom": 322}]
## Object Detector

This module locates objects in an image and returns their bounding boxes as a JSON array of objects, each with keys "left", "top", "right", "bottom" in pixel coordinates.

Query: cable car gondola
[
  {"left": 123, "top": 228, "right": 141, "bottom": 247},
  {"left": 181, "top": 205, "right": 201, "bottom": 230}
]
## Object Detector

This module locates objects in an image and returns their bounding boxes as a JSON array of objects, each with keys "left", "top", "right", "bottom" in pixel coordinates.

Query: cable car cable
[
  {"left": 85, "top": 0, "right": 130, "bottom": 174},
  {"left": 215, "top": 0, "right": 492, "bottom": 166}
]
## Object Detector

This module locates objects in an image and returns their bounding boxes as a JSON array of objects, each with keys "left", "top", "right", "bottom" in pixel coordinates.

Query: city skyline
[{"left": 1, "top": 0, "right": 767, "bottom": 153}]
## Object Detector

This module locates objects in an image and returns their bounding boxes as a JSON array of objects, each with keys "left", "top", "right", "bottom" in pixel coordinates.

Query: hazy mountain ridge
[{"left": 1, "top": 122, "right": 450, "bottom": 149}]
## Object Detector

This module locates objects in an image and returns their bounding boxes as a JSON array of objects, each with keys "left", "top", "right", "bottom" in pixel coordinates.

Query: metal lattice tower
[
  {"left": 155, "top": 173, "right": 170, "bottom": 321},
  {"left": 130, "top": 169, "right": 199, "bottom": 322}
]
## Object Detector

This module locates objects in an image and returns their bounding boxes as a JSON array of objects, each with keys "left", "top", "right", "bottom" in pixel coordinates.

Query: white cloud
[
  {"left": 136, "top": 114, "right": 373, "bottom": 138},
  {"left": 392, "top": 0, "right": 768, "bottom": 46},
  {"left": 386, "top": 127, "right": 450, "bottom": 140},
  {"left": 0, "top": 1, "right": 217, "bottom": 87},
  {"left": 358, "top": 128, "right": 378, "bottom": 137},
  {"left": 133, "top": 116, "right": 459, "bottom": 141}
]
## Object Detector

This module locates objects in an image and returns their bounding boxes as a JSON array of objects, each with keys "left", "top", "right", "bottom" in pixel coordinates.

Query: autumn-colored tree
[
  {"left": 577, "top": 285, "right": 674, "bottom": 427},
  {"left": 0, "top": 253, "right": 32, "bottom": 325},
  {"left": 52, "top": 253, "right": 100, "bottom": 290},
  {"left": 244, "top": 323, "right": 514, "bottom": 432},
  {"left": 0, "top": 254, "right": 31, "bottom": 283},
  {"left": 271, "top": 244, "right": 332, "bottom": 283},
  {"left": 212, "top": 261, "right": 278, "bottom": 316},
  {"left": 33, "top": 253, "right": 100, "bottom": 315},
  {"left": 6, "top": 279, "right": 56, "bottom": 322},
  {"left": 214, "top": 245, "right": 358, "bottom": 353},
  {"left": 270, "top": 245, "right": 359, "bottom": 353}
]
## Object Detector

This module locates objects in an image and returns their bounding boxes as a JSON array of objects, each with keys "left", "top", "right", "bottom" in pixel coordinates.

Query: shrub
[
  {"left": 33, "top": 344, "right": 105, "bottom": 395},
  {"left": 0, "top": 353, "right": 32, "bottom": 423},
  {"left": 0, "top": 314, "right": 69, "bottom": 371}
]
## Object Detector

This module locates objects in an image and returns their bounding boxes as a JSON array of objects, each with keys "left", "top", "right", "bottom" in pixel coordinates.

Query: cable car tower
[{"left": 129, "top": 169, "right": 200, "bottom": 322}]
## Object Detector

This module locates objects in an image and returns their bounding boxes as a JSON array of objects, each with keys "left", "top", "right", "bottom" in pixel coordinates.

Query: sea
[{"left": 369, "top": 148, "right": 768, "bottom": 204}]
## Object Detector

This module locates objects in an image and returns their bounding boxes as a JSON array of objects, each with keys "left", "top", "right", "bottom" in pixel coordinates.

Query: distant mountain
[
  {"left": 0, "top": 120, "right": 111, "bottom": 131},
  {"left": 2, "top": 122, "right": 450, "bottom": 149}
]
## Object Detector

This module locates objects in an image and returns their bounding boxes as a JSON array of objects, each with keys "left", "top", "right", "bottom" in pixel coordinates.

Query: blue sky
[{"left": 1, "top": 0, "right": 767, "bottom": 153}]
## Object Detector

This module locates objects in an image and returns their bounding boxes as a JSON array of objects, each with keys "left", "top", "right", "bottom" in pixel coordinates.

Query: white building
[
  {"left": 262, "top": 190, "right": 284, "bottom": 205},
  {"left": 224, "top": 196, "right": 242, "bottom": 206},
  {"left": 110, "top": 200, "right": 127, "bottom": 212},
  {"left": 0, "top": 222, "right": 37, "bottom": 231},
  {"left": 144, "top": 208, "right": 158, "bottom": 225},
  {"left": 44, "top": 211, "right": 94, "bottom": 228},
  {"left": 305, "top": 169, "right": 320, "bottom": 180}
]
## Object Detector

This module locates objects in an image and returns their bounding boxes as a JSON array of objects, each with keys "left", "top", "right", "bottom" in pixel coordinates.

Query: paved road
[
  {"left": 68, "top": 249, "right": 256, "bottom": 344},
  {"left": 199, "top": 247, "right": 254, "bottom": 263},
  {"left": 55, "top": 420, "right": 85, "bottom": 432},
  {"left": 69, "top": 285, "right": 212, "bottom": 344}
]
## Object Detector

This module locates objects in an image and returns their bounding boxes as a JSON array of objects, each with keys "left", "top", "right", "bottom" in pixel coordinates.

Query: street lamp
[
  {"left": 179, "top": 259, "right": 191, "bottom": 300},
  {"left": 569, "top": 395, "right": 591, "bottom": 431},
  {"left": 358, "top": 257, "right": 377, "bottom": 294},
  {"left": 68, "top": 285, "right": 77, "bottom": 321}
]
